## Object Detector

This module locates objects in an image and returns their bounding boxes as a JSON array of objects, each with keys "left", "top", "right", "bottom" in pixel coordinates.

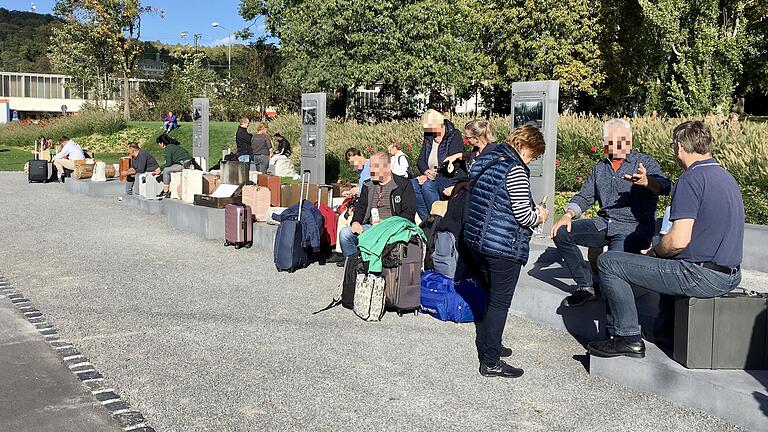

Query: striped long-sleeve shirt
[{"left": 505, "top": 165, "right": 539, "bottom": 228}]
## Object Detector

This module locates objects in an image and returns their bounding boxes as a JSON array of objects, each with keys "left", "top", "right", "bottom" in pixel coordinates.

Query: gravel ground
[{"left": 0, "top": 172, "right": 745, "bottom": 432}]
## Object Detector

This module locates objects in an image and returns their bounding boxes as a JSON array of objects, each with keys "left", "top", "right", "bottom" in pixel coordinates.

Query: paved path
[
  {"left": 0, "top": 172, "right": 745, "bottom": 431},
  {"left": 0, "top": 299, "right": 122, "bottom": 432}
]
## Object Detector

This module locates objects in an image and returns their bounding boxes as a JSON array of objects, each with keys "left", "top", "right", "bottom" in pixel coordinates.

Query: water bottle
[{"left": 533, "top": 195, "right": 548, "bottom": 236}]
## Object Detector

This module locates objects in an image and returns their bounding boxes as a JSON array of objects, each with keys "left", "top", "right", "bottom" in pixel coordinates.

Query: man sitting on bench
[
  {"left": 124, "top": 142, "right": 160, "bottom": 195},
  {"left": 335, "top": 152, "right": 416, "bottom": 267},
  {"left": 52, "top": 136, "right": 86, "bottom": 182},
  {"left": 587, "top": 121, "right": 744, "bottom": 359}
]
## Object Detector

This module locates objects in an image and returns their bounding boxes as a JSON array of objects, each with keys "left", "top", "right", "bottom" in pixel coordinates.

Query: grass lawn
[
  {"left": 129, "top": 121, "right": 240, "bottom": 166},
  {"left": 749, "top": 116, "right": 767, "bottom": 123},
  {"left": 0, "top": 146, "right": 34, "bottom": 171}
]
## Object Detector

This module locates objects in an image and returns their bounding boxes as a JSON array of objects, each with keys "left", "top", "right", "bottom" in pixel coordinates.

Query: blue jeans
[
  {"left": 412, "top": 176, "right": 452, "bottom": 221},
  {"left": 338, "top": 224, "right": 371, "bottom": 257},
  {"left": 597, "top": 251, "right": 741, "bottom": 337},
  {"left": 553, "top": 218, "right": 649, "bottom": 288},
  {"left": 238, "top": 155, "right": 251, "bottom": 163}
]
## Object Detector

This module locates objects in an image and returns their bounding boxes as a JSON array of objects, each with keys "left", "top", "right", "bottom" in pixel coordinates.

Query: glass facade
[{"left": 0, "top": 72, "right": 144, "bottom": 100}]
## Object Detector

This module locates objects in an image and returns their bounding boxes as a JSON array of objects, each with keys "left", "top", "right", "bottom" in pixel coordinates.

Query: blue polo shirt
[
  {"left": 670, "top": 158, "right": 744, "bottom": 268},
  {"left": 358, "top": 160, "right": 371, "bottom": 193}
]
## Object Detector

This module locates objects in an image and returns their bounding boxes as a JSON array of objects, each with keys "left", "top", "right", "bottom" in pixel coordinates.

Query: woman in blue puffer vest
[{"left": 463, "top": 125, "right": 550, "bottom": 379}]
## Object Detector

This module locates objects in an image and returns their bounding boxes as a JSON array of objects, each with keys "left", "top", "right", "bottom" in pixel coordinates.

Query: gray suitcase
[
  {"left": 674, "top": 290, "right": 768, "bottom": 369},
  {"left": 382, "top": 237, "right": 424, "bottom": 315}
]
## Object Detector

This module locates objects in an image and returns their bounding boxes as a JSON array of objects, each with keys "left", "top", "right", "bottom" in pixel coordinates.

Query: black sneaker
[
  {"left": 561, "top": 287, "right": 598, "bottom": 307},
  {"left": 587, "top": 338, "right": 645, "bottom": 359},
  {"left": 326, "top": 253, "right": 345, "bottom": 264},
  {"left": 479, "top": 360, "right": 524, "bottom": 378},
  {"left": 156, "top": 191, "right": 169, "bottom": 199},
  {"left": 500, "top": 345, "right": 513, "bottom": 358},
  {"left": 336, "top": 258, "right": 346, "bottom": 268}
]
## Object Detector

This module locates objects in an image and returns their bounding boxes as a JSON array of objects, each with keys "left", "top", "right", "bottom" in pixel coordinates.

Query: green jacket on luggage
[{"left": 358, "top": 216, "right": 425, "bottom": 273}]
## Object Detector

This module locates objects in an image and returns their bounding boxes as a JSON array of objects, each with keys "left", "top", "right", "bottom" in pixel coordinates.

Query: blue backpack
[{"left": 420, "top": 270, "right": 487, "bottom": 323}]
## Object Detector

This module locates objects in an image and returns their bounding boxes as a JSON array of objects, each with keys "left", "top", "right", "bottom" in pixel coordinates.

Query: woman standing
[{"left": 463, "top": 125, "right": 549, "bottom": 378}]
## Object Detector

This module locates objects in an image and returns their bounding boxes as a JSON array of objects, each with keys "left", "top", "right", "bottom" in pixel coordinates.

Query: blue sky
[{"left": 3, "top": 0, "right": 268, "bottom": 46}]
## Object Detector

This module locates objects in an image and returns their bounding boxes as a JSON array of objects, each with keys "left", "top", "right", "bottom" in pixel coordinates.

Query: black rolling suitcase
[{"left": 28, "top": 139, "right": 48, "bottom": 183}]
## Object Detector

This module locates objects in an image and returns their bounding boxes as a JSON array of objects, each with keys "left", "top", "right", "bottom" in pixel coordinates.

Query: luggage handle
[{"left": 298, "top": 170, "right": 310, "bottom": 222}]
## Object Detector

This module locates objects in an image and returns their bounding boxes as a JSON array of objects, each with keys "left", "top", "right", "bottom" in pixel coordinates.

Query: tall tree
[
  {"left": 53, "top": 0, "right": 157, "bottom": 120},
  {"left": 638, "top": 0, "right": 752, "bottom": 115},
  {"left": 240, "top": 0, "right": 481, "bottom": 119}
]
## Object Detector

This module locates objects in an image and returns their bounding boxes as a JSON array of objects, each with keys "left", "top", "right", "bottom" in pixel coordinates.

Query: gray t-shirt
[
  {"left": 251, "top": 134, "right": 271, "bottom": 156},
  {"left": 373, "top": 180, "right": 398, "bottom": 220},
  {"left": 132, "top": 149, "right": 159, "bottom": 174}
]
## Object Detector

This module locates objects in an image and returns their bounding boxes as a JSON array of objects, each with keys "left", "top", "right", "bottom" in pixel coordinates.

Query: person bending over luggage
[
  {"left": 551, "top": 118, "right": 671, "bottom": 308},
  {"left": 156, "top": 134, "right": 192, "bottom": 199},
  {"left": 586, "top": 121, "right": 744, "bottom": 360},
  {"left": 235, "top": 116, "right": 253, "bottom": 163},
  {"left": 464, "top": 125, "right": 549, "bottom": 379},
  {"left": 412, "top": 109, "right": 465, "bottom": 221},
  {"left": 52, "top": 136, "right": 86, "bottom": 183},
  {"left": 250, "top": 122, "right": 272, "bottom": 172},
  {"left": 344, "top": 147, "right": 371, "bottom": 197},
  {"left": 124, "top": 142, "right": 160, "bottom": 195},
  {"left": 273, "top": 133, "right": 291, "bottom": 158},
  {"left": 332, "top": 152, "right": 416, "bottom": 267}
]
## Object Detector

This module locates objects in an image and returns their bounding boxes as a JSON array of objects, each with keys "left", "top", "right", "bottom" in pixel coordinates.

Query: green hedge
[{"left": 0, "top": 112, "right": 126, "bottom": 148}]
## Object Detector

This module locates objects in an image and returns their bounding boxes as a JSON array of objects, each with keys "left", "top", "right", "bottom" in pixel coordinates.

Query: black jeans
[
  {"left": 472, "top": 251, "right": 523, "bottom": 366},
  {"left": 553, "top": 218, "right": 649, "bottom": 288}
]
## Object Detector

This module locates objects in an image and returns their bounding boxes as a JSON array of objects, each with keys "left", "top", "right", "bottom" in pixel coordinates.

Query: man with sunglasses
[{"left": 551, "top": 118, "right": 671, "bottom": 307}]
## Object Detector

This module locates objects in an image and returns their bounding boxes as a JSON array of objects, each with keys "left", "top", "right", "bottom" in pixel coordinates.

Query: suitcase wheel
[
  {"left": 235, "top": 243, "right": 242, "bottom": 249},
  {"left": 245, "top": 241, "right": 252, "bottom": 249},
  {"left": 224, "top": 240, "right": 231, "bottom": 247}
]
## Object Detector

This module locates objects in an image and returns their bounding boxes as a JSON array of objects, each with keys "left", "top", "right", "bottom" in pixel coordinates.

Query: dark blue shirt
[
  {"left": 670, "top": 158, "right": 744, "bottom": 268},
  {"left": 566, "top": 149, "right": 672, "bottom": 239}
]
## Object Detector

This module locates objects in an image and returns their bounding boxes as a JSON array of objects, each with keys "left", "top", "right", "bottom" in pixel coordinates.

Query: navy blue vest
[{"left": 463, "top": 144, "right": 532, "bottom": 264}]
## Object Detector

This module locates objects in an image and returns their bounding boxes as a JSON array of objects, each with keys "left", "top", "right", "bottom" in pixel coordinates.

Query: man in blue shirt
[
  {"left": 344, "top": 147, "right": 371, "bottom": 195},
  {"left": 551, "top": 119, "right": 671, "bottom": 307},
  {"left": 587, "top": 121, "right": 744, "bottom": 359}
]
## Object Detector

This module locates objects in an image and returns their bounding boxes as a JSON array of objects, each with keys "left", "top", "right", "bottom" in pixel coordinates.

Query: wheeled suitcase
[
  {"left": 224, "top": 203, "right": 253, "bottom": 249},
  {"left": 28, "top": 140, "right": 48, "bottom": 183},
  {"left": 420, "top": 271, "right": 487, "bottom": 323},
  {"left": 274, "top": 171, "right": 311, "bottom": 272},
  {"left": 382, "top": 237, "right": 424, "bottom": 314},
  {"left": 674, "top": 290, "right": 768, "bottom": 369}
]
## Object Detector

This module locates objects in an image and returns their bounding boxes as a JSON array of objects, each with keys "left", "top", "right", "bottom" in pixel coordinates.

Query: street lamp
[{"left": 211, "top": 22, "right": 232, "bottom": 81}]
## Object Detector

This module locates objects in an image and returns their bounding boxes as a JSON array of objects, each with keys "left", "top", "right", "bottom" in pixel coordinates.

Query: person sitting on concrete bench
[
  {"left": 52, "top": 136, "right": 86, "bottom": 183},
  {"left": 587, "top": 121, "right": 744, "bottom": 359},
  {"left": 124, "top": 142, "right": 160, "bottom": 195},
  {"left": 551, "top": 119, "right": 671, "bottom": 308},
  {"left": 156, "top": 134, "right": 192, "bottom": 199},
  {"left": 332, "top": 152, "right": 416, "bottom": 267}
]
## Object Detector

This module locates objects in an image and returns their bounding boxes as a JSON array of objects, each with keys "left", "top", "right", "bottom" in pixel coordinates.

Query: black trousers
[{"left": 472, "top": 251, "right": 523, "bottom": 366}]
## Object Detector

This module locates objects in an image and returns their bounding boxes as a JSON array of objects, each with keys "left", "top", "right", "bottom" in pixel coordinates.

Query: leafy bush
[{"left": 0, "top": 112, "right": 126, "bottom": 147}]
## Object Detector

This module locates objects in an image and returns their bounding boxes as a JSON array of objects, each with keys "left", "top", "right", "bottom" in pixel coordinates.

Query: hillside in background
[{"left": 0, "top": 7, "right": 59, "bottom": 73}]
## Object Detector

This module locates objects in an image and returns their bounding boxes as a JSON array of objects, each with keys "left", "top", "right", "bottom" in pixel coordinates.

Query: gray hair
[
  {"left": 602, "top": 118, "right": 632, "bottom": 140},
  {"left": 370, "top": 151, "right": 390, "bottom": 166},
  {"left": 673, "top": 121, "right": 712, "bottom": 155}
]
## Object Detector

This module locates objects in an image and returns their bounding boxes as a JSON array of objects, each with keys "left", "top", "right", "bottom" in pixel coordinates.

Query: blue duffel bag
[{"left": 420, "top": 270, "right": 487, "bottom": 323}]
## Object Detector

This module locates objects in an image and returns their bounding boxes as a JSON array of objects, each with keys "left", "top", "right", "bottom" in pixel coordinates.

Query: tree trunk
[
  {"left": 123, "top": 74, "right": 130, "bottom": 121},
  {"left": 345, "top": 85, "right": 357, "bottom": 123}
]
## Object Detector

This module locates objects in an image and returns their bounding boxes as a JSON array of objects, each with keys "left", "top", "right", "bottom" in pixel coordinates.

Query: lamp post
[{"left": 211, "top": 22, "right": 232, "bottom": 81}]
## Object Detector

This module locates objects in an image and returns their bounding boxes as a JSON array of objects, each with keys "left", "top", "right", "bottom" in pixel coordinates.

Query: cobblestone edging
[{"left": 0, "top": 275, "right": 155, "bottom": 432}]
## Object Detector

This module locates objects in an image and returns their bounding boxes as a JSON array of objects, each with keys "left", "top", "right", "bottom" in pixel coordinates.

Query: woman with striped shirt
[{"left": 463, "top": 125, "right": 549, "bottom": 378}]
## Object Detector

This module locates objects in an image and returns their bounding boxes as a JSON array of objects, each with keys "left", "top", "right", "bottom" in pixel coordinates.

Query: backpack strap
[{"left": 312, "top": 282, "right": 343, "bottom": 314}]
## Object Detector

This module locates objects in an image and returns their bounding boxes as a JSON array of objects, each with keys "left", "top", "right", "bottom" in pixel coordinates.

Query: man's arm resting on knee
[{"left": 654, "top": 218, "right": 694, "bottom": 257}]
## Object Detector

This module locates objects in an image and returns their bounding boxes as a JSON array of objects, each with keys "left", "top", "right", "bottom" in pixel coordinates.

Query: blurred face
[
  {"left": 369, "top": 156, "right": 390, "bottom": 183},
  {"left": 386, "top": 143, "right": 398, "bottom": 156},
  {"left": 604, "top": 127, "right": 632, "bottom": 159},
  {"left": 128, "top": 147, "right": 139, "bottom": 157},
  {"left": 422, "top": 116, "right": 443, "bottom": 134},
  {"left": 348, "top": 155, "right": 366, "bottom": 171},
  {"left": 241, "top": 119, "right": 250, "bottom": 127}
]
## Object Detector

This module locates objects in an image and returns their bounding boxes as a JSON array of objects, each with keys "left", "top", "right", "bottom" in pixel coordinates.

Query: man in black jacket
[
  {"left": 334, "top": 152, "right": 417, "bottom": 267},
  {"left": 235, "top": 117, "right": 252, "bottom": 163},
  {"left": 413, "top": 109, "right": 466, "bottom": 221}
]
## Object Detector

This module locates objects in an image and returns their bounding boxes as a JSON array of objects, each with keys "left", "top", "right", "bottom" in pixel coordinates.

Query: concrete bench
[{"left": 64, "top": 178, "right": 125, "bottom": 198}]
